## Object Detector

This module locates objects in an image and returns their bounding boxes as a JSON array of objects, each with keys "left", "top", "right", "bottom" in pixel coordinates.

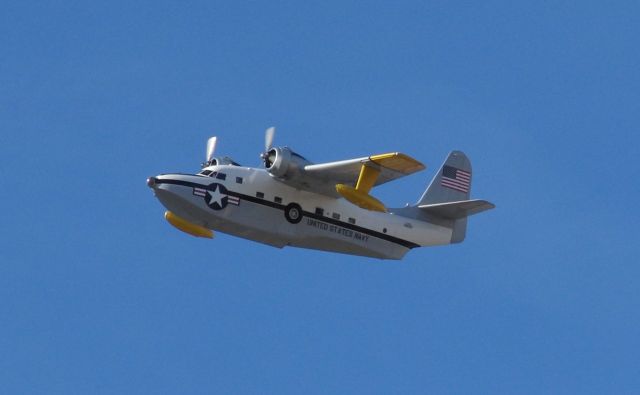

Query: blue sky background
[{"left": 2, "top": 1, "right": 639, "bottom": 393}]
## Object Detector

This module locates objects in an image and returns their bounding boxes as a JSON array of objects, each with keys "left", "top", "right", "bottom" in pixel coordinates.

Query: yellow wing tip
[{"left": 369, "top": 152, "right": 425, "bottom": 174}]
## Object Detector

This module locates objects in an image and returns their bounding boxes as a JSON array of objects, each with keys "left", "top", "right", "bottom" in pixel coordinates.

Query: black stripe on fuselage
[{"left": 155, "top": 178, "right": 419, "bottom": 249}]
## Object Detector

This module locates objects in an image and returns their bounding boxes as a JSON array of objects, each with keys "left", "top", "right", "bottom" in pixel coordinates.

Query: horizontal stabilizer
[{"left": 418, "top": 199, "right": 495, "bottom": 219}]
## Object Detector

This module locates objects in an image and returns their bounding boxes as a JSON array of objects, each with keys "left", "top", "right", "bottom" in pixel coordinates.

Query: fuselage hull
[{"left": 151, "top": 166, "right": 453, "bottom": 259}]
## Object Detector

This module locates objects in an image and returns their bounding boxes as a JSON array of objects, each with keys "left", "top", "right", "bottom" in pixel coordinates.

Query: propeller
[
  {"left": 206, "top": 136, "right": 218, "bottom": 163},
  {"left": 261, "top": 127, "right": 276, "bottom": 167},
  {"left": 265, "top": 126, "right": 275, "bottom": 152}
]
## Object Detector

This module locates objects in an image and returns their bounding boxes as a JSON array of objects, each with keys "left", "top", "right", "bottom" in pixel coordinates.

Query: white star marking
[{"left": 206, "top": 185, "right": 225, "bottom": 207}]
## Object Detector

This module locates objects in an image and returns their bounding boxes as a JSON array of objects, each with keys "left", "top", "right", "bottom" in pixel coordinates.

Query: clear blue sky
[{"left": 2, "top": 1, "right": 639, "bottom": 393}]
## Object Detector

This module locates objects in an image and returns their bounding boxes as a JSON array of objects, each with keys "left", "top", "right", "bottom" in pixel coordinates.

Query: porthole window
[
  {"left": 274, "top": 196, "right": 283, "bottom": 204},
  {"left": 332, "top": 213, "right": 340, "bottom": 220},
  {"left": 348, "top": 217, "right": 356, "bottom": 224},
  {"left": 256, "top": 192, "right": 264, "bottom": 198},
  {"left": 236, "top": 177, "right": 243, "bottom": 184},
  {"left": 315, "top": 207, "right": 324, "bottom": 216}
]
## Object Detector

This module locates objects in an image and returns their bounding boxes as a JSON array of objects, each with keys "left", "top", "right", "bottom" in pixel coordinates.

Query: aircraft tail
[
  {"left": 413, "top": 151, "right": 494, "bottom": 243},
  {"left": 417, "top": 150, "right": 472, "bottom": 205}
]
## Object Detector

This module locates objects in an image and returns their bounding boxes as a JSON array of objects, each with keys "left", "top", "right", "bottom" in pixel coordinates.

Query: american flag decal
[{"left": 441, "top": 165, "right": 470, "bottom": 193}]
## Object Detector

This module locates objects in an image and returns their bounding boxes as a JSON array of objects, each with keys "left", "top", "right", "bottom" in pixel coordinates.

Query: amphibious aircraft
[{"left": 147, "top": 128, "right": 494, "bottom": 259}]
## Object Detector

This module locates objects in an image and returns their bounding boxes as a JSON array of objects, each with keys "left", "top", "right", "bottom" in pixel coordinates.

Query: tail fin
[
  {"left": 413, "top": 151, "right": 494, "bottom": 243},
  {"left": 417, "top": 151, "right": 472, "bottom": 205}
]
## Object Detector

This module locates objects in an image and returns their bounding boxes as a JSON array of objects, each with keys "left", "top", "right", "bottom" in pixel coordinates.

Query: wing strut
[{"left": 336, "top": 165, "right": 387, "bottom": 212}]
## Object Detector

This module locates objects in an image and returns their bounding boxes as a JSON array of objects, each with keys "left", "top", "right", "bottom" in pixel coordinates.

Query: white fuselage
[{"left": 150, "top": 165, "right": 453, "bottom": 259}]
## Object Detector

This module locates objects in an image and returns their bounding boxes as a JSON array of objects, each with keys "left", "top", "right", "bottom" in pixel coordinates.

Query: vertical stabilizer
[
  {"left": 417, "top": 151, "right": 471, "bottom": 205},
  {"left": 416, "top": 151, "right": 472, "bottom": 243}
]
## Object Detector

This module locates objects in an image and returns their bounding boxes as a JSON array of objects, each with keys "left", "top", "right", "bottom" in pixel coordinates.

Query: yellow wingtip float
[
  {"left": 336, "top": 152, "right": 426, "bottom": 213},
  {"left": 336, "top": 184, "right": 387, "bottom": 212},
  {"left": 164, "top": 211, "right": 213, "bottom": 239}
]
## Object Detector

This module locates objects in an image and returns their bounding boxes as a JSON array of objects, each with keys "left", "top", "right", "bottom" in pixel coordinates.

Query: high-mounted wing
[
  {"left": 304, "top": 152, "right": 424, "bottom": 190},
  {"left": 259, "top": 127, "right": 424, "bottom": 210},
  {"left": 275, "top": 152, "right": 425, "bottom": 211}
]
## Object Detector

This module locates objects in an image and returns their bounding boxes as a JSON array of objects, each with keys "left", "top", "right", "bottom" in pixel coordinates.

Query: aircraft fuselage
[{"left": 149, "top": 165, "right": 453, "bottom": 259}]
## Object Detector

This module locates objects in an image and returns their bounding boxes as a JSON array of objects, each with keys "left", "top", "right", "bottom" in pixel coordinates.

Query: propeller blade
[
  {"left": 265, "top": 127, "right": 275, "bottom": 151},
  {"left": 206, "top": 136, "right": 217, "bottom": 162}
]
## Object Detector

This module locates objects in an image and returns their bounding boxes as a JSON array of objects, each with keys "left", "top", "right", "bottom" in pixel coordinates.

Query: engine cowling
[{"left": 264, "top": 147, "right": 311, "bottom": 178}]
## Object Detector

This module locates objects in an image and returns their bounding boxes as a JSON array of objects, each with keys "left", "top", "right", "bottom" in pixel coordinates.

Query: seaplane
[{"left": 147, "top": 128, "right": 495, "bottom": 260}]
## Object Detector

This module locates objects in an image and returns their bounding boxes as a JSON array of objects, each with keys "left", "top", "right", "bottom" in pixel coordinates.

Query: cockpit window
[
  {"left": 199, "top": 170, "right": 213, "bottom": 176},
  {"left": 216, "top": 173, "right": 226, "bottom": 180}
]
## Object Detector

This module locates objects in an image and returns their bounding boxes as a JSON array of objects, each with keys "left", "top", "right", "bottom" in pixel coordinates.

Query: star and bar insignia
[{"left": 193, "top": 183, "right": 240, "bottom": 210}]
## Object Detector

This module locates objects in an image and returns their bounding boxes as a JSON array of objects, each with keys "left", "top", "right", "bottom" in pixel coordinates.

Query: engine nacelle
[{"left": 264, "top": 147, "right": 311, "bottom": 178}]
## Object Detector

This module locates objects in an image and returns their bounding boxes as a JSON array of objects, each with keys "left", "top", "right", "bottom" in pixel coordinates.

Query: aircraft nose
[{"left": 147, "top": 176, "right": 157, "bottom": 188}]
